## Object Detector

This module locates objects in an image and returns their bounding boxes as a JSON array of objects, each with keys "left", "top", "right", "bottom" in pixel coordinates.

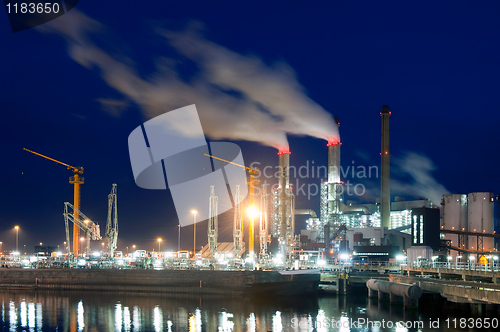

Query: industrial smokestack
[
  {"left": 327, "top": 118, "right": 342, "bottom": 227},
  {"left": 381, "top": 106, "right": 391, "bottom": 228},
  {"left": 327, "top": 117, "right": 341, "bottom": 184},
  {"left": 278, "top": 150, "right": 291, "bottom": 254}
]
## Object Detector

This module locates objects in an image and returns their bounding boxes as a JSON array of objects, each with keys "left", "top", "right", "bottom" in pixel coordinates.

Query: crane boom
[
  {"left": 24, "top": 148, "right": 84, "bottom": 255},
  {"left": 23, "top": 148, "right": 79, "bottom": 171},
  {"left": 203, "top": 154, "right": 257, "bottom": 174}
]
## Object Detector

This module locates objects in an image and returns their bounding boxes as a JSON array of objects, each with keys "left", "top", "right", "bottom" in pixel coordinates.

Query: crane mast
[
  {"left": 24, "top": 148, "right": 84, "bottom": 255},
  {"left": 233, "top": 185, "right": 244, "bottom": 258},
  {"left": 204, "top": 154, "right": 259, "bottom": 258},
  {"left": 208, "top": 186, "right": 218, "bottom": 262},
  {"left": 106, "top": 184, "right": 118, "bottom": 257}
]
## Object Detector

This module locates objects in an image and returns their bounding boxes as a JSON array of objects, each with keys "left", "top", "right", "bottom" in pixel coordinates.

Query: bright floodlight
[
  {"left": 191, "top": 210, "right": 197, "bottom": 214},
  {"left": 317, "top": 259, "right": 326, "bottom": 266},
  {"left": 247, "top": 206, "right": 259, "bottom": 218},
  {"left": 447, "top": 256, "right": 452, "bottom": 261},
  {"left": 396, "top": 255, "right": 405, "bottom": 261},
  {"left": 340, "top": 254, "right": 349, "bottom": 260}
]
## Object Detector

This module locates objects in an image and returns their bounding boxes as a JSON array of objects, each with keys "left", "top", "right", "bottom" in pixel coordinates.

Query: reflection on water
[{"left": 0, "top": 290, "right": 497, "bottom": 331}]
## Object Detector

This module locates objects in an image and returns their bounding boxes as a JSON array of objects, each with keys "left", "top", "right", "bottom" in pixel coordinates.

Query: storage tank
[
  {"left": 468, "top": 192, "right": 494, "bottom": 252},
  {"left": 442, "top": 194, "right": 467, "bottom": 253}
]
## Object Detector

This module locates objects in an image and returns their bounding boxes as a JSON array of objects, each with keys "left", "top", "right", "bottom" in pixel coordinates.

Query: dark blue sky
[{"left": 1, "top": 1, "right": 499, "bottom": 253}]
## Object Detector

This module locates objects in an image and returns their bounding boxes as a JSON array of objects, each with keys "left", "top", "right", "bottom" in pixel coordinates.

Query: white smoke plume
[
  {"left": 39, "top": 11, "right": 339, "bottom": 150},
  {"left": 391, "top": 152, "right": 450, "bottom": 205}
]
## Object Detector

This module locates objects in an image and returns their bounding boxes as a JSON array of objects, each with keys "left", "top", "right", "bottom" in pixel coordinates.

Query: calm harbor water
[{"left": 0, "top": 289, "right": 498, "bottom": 331}]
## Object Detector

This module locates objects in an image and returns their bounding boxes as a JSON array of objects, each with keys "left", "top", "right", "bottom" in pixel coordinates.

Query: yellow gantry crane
[
  {"left": 24, "top": 148, "right": 84, "bottom": 255},
  {"left": 204, "top": 154, "right": 259, "bottom": 257}
]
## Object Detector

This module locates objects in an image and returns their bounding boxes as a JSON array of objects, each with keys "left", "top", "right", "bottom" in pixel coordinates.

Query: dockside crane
[
  {"left": 24, "top": 148, "right": 84, "bottom": 255},
  {"left": 106, "top": 184, "right": 118, "bottom": 257},
  {"left": 63, "top": 202, "right": 102, "bottom": 256},
  {"left": 204, "top": 154, "right": 259, "bottom": 258}
]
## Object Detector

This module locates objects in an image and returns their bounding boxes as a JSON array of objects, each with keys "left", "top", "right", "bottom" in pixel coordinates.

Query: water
[{"left": 0, "top": 289, "right": 498, "bottom": 331}]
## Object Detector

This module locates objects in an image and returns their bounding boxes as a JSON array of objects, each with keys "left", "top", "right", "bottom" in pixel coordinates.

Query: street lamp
[
  {"left": 14, "top": 226, "right": 19, "bottom": 253},
  {"left": 178, "top": 224, "right": 181, "bottom": 252},
  {"left": 470, "top": 255, "right": 475, "bottom": 269},
  {"left": 456, "top": 255, "right": 462, "bottom": 269},
  {"left": 158, "top": 238, "right": 162, "bottom": 252},
  {"left": 192, "top": 210, "right": 197, "bottom": 257},
  {"left": 447, "top": 256, "right": 452, "bottom": 268}
]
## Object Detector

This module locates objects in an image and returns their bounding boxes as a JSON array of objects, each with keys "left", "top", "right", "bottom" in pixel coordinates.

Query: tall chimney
[
  {"left": 327, "top": 117, "right": 341, "bottom": 222},
  {"left": 381, "top": 106, "right": 391, "bottom": 228},
  {"left": 278, "top": 150, "right": 290, "bottom": 253}
]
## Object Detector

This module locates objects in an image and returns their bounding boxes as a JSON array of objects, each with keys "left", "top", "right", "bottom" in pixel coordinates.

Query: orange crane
[
  {"left": 24, "top": 148, "right": 84, "bottom": 255},
  {"left": 204, "top": 154, "right": 259, "bottom": 257}
]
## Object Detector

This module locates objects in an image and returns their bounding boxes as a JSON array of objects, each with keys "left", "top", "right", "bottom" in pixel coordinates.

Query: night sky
[{"left": 1, "top": 1, "right": 499, "bottom": 254}]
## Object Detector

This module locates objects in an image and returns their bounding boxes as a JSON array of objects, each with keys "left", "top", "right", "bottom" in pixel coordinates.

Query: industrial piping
[
  {"left": 380, "top": 106, "right": 391, "bottom": 228},
  {"left": 366, "top": 279, "right": 421, "bottom": 308},
  {"left": 294, "top": 209, "right": 317, "bottom": 218}
]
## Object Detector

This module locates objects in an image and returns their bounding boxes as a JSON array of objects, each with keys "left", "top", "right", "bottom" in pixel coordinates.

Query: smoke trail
[
  {"left": 39, "top": 11, "right": 339, "bottom": 150},
  {"left": 391, "top": 152, "right": 450, "bottom": 205}
]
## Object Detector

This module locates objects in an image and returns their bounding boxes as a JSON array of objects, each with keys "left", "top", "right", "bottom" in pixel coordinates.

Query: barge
[{"left": 0, "top": 268, "right": 320, "bottom": 296}]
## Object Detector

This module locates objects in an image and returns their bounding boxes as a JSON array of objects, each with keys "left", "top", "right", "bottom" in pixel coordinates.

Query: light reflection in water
[
  {"left": 339, "top": 316, "right": 350, "bottom": 332},
  {"left": 317, "top": 309, "right": 327, "bottom": 332},
  {"left": 153, "top": 305, "right": 162, "bottom": 332},
  {"left": 272, "top": 311, "right": 282, "bottom": 332},
  {"left": 20, "top": 301, "right": 27, "bottom": 327},
  {"left": 9, "top": 301, "right": 16, "bottom": 332},
  {"left": 219, "top": 311, "right": 234, "bottom": 332},
  {"left": 132, "top": 306, "right": 141, "bottom": 331},
  {"left": 195, "top": 308, "right": 201, "bottom": 332},
  {"left": 0, "top": 290, "right": 460, "bottom": 332},
  {"left": 36, "top": 303, "right": 42, "bottom": 331},
  {"left": 188, "top": 312, "right": 195, "bottom": 332},
  {"left": 123, "top": 306, "right": 131, "bottom": 332},
  {"left": 115, "top": 303, "right": 122, "bottom": 332},
  {"left": 395, "top": 325, "right": 408, "bottom": 332},
  {"left": 28, "top": 302, "right": 35, "bottom": 331},
  {"left": 246, "top": 312, "right": 255, "bottom": 332},
  {"left": 77, "top": 300, "right": 84, "bottom": 332}
]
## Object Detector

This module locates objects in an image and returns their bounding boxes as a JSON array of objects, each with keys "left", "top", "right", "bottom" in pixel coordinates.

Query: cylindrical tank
[
  {"left": 442, "top": 194, "right": 468, "bottom": 255},
  {"left": 468, "top": 192, "right": 494, "bottom": 252}
]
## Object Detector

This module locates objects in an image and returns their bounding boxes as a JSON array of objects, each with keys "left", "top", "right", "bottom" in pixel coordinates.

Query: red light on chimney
[{"left": 278, "top": 150, "right": 291, "bottom": 155}]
